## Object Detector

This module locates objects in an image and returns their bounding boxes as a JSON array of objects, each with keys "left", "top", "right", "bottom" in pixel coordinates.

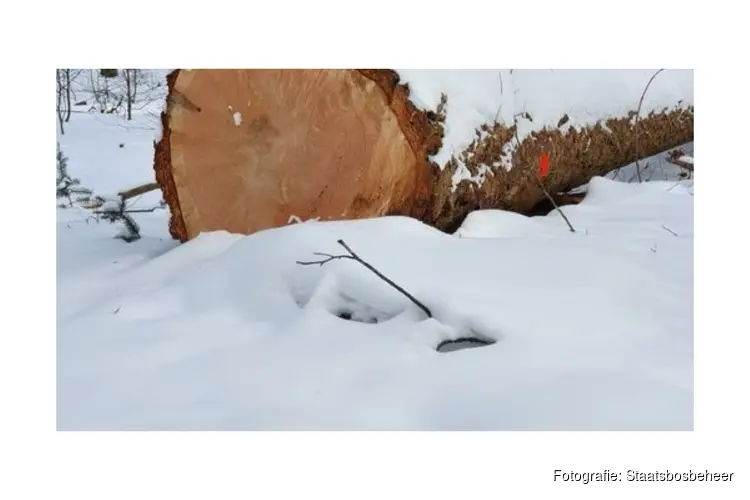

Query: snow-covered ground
[{"left": 57, "top": 97, "right": 694, "bottom": 431}]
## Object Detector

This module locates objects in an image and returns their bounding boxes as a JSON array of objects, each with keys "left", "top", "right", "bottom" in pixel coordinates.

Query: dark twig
[
  {"left": 296, "top": 252, "right": 354, "bottom": 266},
  {"left": 634, "top": 69, "right": 665, "bottom": 182},
  {"left": 493, "top": 71, "right": 505, "bottom": 124},
  {"left": 661, "top": 225, "right": 679, "bottom": 237},
  {"left": 93, "top": 206, "right": 164, "bottom": 215},
  {"left": 512, "top": 126, "right": 576, "bottom": 232},
  {"left": 531, "top": 175, "right": 576, "bottom": 233},
  {"left": 296, "top": 239, "right": 433, "bottom": 318}
]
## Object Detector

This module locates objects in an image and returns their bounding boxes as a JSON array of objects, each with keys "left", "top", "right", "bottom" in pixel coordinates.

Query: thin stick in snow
[
  {"left": 634, "top": 69, "right": 665, "bottom": 182},
  {"left": 530, "top": 173, "right": 576, "bottom": 233},
  {"left": 296, "top": 239, "right": 433, "bottom": 318},
  {"left": 93, "top": 206, "right": 164, "bottom": 215},
  {"left": 512, "top": 126, "right": 576, "bottom": 233}
]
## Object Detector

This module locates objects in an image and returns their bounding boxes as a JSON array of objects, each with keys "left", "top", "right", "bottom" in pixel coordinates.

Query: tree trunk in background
[
  {"left": 125, "top": 69, "right": 133, "bottom": 121},
  {"left": 65, "top": 69, "right": 72, "bottom": 122},
  {"left": 154, "top": 69, "right": 693, "bottom": 242},
  {"left": 56, "top": 69, "right": 65, "bottom": 135}
]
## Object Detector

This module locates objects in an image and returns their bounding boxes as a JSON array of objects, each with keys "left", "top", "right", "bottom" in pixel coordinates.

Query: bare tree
[
  {"left": 62, "top": 69, "right": 84, "bottom": 122},
  {"left": 64, "top": 69, "right": 72, "bottom": 122},
  {"left": 121, "top": 69, "right": 162, "bottom": 120},
  {"left": 123, "top": 69, "right": 139, "bottom": 120},
  {"left": 79, "top": 69, "right": 162, "bottom": 120},
  {"left": 87, "top": 69, "right": 123, "bottom": 115},
  {"left": 56, "top": 70, "right": 67, "bottom": 134}
]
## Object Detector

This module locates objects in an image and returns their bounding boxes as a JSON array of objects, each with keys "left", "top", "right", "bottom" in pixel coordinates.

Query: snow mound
[
  {"left": 584, "top": 176, "right": 693, "bottom": 205},
  {"left": 58, "top": 182, "right": 693, "bottom": 430},
  {"left": 455, "top": 209, "right": 561, "bottom": 239}
]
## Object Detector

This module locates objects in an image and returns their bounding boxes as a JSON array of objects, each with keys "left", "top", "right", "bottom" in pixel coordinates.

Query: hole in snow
[
  {"left": 436, "top": 336, "right": 496, "bottom": 353},
  {"left": 334, "top": 309, "right": 380, "bottom": 324},
  {"left": 293, "top": 272, "right": 404, "bottom": 324}
]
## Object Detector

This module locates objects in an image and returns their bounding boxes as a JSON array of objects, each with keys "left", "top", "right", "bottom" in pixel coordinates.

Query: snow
[
  {"left": 57, "top": 71, "right": 693, "bottom": 431},
  {"left": 58, "top": 135, "right": 693, "bottom": 430},
  {"left": 396, "top": 69, "right": 693, "bottom": 172},
  {"left": 451, "top": 163, "right": 493, "bottom": 191},
  {"left": 96, "top": 198, "right": 124, "bottom": 212},
  {"left": 678, "top": 155, "right": 694, "bottom": 164},
  {"left": 57, "top": 113, "right": 163, "bottom": 210}
]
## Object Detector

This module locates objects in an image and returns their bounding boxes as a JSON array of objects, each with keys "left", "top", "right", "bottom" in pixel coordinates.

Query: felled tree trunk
[
  {"left": 428, "top": 107, "right": 694, "bottom": 232},
  {"left": 154, "top": 69, "right": 693, "bottom": 241},
  {"left": 154, "top": 69, "right": 438, "bottom": 241}
]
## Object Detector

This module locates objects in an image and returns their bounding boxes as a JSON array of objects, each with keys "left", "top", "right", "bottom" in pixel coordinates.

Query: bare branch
[
  {"left": 56, "top": 69, "right": 66, "bottom": 135},
  {"left": 512, "top": 124, "right": 576, "bottom": 232},
  {"left": 531, "top": 174, "right": 576, "bottom": 233},
  {"left": 93, "top": 205, "right": 165, "bottom": 215},
  {"left": 84, "top": 182, "right": 160, "bottom": 209},
  {"left": 634, "top": 69, "right": 665, "bottom": 182},
  {"left": 661, "top": 225, "right": 679, "bottom": 237},
  {"left": 296, "top": 239, "right": 433, "bottom": 318},
  {"left": 118, "top": 182, "right": 160, "bottom": 199},
  {"left": 296, "top": 253, "right": 354, "bottom": 266}
]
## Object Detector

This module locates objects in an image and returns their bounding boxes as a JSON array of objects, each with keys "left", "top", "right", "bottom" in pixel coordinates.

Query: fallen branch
[
  {"left": 84, "top": 182, "right": 161, "bottom": 209},
  {"left": 666, "top": 149, "right": 694, "bottom": 172},
  {"left": 118, "top": 182, "right": 161, "bottom": 199},
  {"left": 93, "top": 206, "right": 164, "bottom": 215},
  {"left": 634, "top": 69, "right": 665, "bottom": 182},
  {"left": 296, "top": 239, "right": 433, "bottom": 318}
]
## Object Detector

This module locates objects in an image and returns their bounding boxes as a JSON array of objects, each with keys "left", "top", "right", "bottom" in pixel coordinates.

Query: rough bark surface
[
  {"left": 153, "top": 71, "right": 186, "bottom": 241},
  {"left": 429, "top": 107, "right": 694, "bottom": 232},
  {"left": 154, "top": 69, "right": 693, "bottom": 242}
]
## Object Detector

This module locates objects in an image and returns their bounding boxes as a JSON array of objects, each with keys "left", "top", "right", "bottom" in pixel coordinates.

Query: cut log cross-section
[
  {"left": 154, "top": 69, "right": 693, "bottom": 242},
  {"left": 154, "top": 69, "right": 436, "bottom": 242}
]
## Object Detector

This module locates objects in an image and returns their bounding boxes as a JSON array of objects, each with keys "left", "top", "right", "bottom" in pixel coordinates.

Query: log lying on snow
[
  {"left": 154, "top": 69, "right": 693, "bottom": 241},
  {"left": 154, "top": 70, "right": 438, "bottom": 241}
]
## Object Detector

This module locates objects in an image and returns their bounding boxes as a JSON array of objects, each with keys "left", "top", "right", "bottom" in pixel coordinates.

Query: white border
[{"left": 4, "top": 0, "right": 747, "bottom": 498}]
